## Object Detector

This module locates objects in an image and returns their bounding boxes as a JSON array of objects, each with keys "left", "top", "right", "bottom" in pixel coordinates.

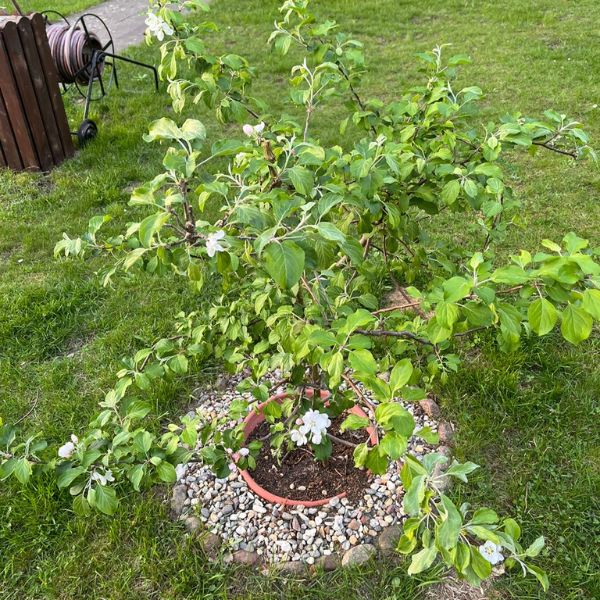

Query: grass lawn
[
  {"left": 17, "top": 0, "right": 99, "bottom": 15},
  {"left": 1, "top": 0, "right": 599, "bottom": 598}
]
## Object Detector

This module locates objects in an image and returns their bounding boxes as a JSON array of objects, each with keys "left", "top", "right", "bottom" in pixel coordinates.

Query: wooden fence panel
[
  {"left": 0, "top": 28, "right": 39, "bottom": 170},
  {"left": 0, "top": 14, "right": 74, "bottom": 172}
]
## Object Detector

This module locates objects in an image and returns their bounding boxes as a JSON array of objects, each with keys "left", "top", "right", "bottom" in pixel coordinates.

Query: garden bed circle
[
  {"left": 170, "top": 375, "right": 453, "bottom": 572},
  {"left": 238, "top": 391, "right": 378, "bottom": 507}
]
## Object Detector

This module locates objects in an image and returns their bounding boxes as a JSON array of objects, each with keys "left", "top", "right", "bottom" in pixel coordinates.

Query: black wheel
[{"left": 77, "top": 119, "right": 98, "bottom": 146}]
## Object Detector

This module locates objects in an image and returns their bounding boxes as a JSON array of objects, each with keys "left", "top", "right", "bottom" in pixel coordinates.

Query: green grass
[
  {"left": 1, "top": 0, "right": 599, "bottom": 598},
  {"left": 18, "top": 0, "right": 99, "bottom": 15}
]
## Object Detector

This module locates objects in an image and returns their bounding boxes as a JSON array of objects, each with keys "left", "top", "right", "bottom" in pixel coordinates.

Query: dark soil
[{"left": 247, "top": 415, "right": 372, "bottom": 502}]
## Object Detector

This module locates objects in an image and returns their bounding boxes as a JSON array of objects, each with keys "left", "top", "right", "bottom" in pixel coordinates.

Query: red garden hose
[{"left": 45, "top": 22, "right": 104, "bottom": 85}]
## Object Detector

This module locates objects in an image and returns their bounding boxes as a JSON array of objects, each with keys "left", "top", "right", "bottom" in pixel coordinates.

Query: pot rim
[{"left": 237, "top": 389, "right": 377, "bottom": 507}]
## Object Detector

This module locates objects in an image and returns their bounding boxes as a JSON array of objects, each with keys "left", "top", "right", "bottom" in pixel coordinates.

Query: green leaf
[
  {"left": 144, "top": 118, "right": 181, "bottom": 142},
  {"left": 353, "top": 442, "right": 369, "bottom": 468},
  {"left": 441, "top": 179, "right": 460, "bottom": 205},
  {"left": 180, "top": 119, "right": 206, "bottom": 141},
  {"left": 415, "top": 426, "right": 439, "bottom": 444},
  {"left": 525, "top": 536, "right": 545, "bottom": 557},
  {"left": 263, "top": 241, "right": 305, "bottom": 289},
  {"left": 561, "top": 304, "right": 592, "bottom": 344},
  {"left": 340, "top": 414, "right": 370, "bottom": 432},
  {"left": 442, "top": 277, "right": 472, "bottom": 302},
  {"left": 582, "top": 289, "right": 600, "bottom": 320},
  {"left": 341, "top": 309, "right": 376, "bottom": 335},
  {"left": 437, "top": 494, "right": 462, "bottom": 549},
  {"left": 436, "top": 302, "right": 460, "bottom": 329},
  {"left": 503, "top": 518, "right": 521, "bottom": 541},
  {"left": 375, "top": 403, "right": 414, "bottom": 436},
  {"left": 473, "top": 163, "right": 503, "bottom": 178},
  {"left": 123, "top": 247, "right": 148, "bottom": 270},
  {"left": 470, "top": 508, "right": 499, "bottom": 525},
  {"left": 526, "top": 564, "right": 549, "bottom": 591},
  {"left": 211, "top": 139, "right": 246, "bottom": 157},
  {"left": 446, "top": 460, "right": 479, "bottom": 482},
  {"left": 72, "top": 494, "right": 91, "bottom": 517},
  {"left": 349, "top": 349, "right": 377, "bottom": 376},
  {"left": 287, "top": 166, "right": 314, "bottom": 196},
  {"left": 389, "top": 359, "right": 413, "bottom": 393},
  {"left": 407, "top": 545, "right": 437, "bottom": 575},
  {"left": 491, "top": 265, "right": 529, "bottom": 285},
  {"left": 463, "top": 178, "right": 478, "bottom": 198},
  {"left": 128, "top": 464, "right": 145, "bottom": 491},
  {"left": 527, "top": 298, "right": 558, "bottom": 335},
  {"left": 379, "top": 431, "right": 408, "bottom": 460},
  {"left": 57, "top": 466, "right": 86, "bottom": 489},
  {"left": 316, "top": 222, "right": 346, "bottom": 243},
  {"left": 139, "top": 212, "right": 170, "bottom": 248},
  {"left": 308, "top": 329, "right": 337, "bottom": 347},
  {"left": 470, "top": 546, "right": 492, "bottom": 579},
  {"left": 340, "top": 238, "right": 364, "bottom": 265},
  {"left": 365, "top": 447, "right": 388, "bottom": 474},
  {"left": 13, "top": 458, "right": 32, "bottom": 484},
  {"left": 327, "top": 352, "right": 344, "bottom": 387},
  {"left": 403, "top": 474, "right": 425, "bottom": 516},
  {"left": 156, "top": 461, "right": 178, "bottom": 483},
  {"left": 0, "top": 458, "right": 16, "bottom": 480},
  {"left": 88, "top": 485, "right": 118, "bottom": 516},
  {"left": 562, "top": 231, "right": 588, "bottom": 254}
]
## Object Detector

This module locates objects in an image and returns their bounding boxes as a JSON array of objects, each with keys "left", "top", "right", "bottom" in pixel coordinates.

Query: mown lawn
[
  {"left": 1, "top": 1, "right": 599, "bottom": 598},
  {"left": 18, "top": 0, "right": 99, "bottom": 15}
]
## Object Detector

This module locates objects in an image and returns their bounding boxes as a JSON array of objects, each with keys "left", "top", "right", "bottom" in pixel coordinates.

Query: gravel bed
[{"left": 174, "top": 375, "right": 441, "bottom": 565}]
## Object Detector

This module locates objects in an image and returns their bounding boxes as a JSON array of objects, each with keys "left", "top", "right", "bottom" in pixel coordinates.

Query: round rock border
[{"left": 170, "top": 394, "right": 455, "bottom": 574}]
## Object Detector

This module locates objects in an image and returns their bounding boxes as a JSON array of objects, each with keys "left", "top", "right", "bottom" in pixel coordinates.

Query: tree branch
[{"left": 356, "top": 328, "right": 433, "bottom": 345}]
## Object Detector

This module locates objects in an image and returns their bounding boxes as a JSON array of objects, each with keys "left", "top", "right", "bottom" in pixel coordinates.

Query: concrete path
[{"left": 68, "top": 0, "right": 150, "bottom": 52}]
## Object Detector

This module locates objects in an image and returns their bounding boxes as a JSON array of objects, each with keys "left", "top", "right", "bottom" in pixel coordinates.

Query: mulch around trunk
[{"left": 247, "top": 415, "right": 372, "bottom": 502}]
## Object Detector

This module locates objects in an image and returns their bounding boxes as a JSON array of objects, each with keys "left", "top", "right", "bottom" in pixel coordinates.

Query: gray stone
[
  {"left": 341, "top": 544, "right": 377, "bottom": 567},
  {"left": 200, "top": 532, "right": 222, "bottom": 558},
  {"left": 171, "top": 485, "right": 187, "bottom": 515},
  {"left": 183, "top": 516, "right": 202, "bottom": 534},
  {"left": 232, "top": 550, "right": 259, "bottom": 566},
  {"left": 376, "top": 524, "right": 402, "bottom": 555},
  {"left": 419, "top": 397, "right": 441, "bottom": 418},
  {"left": 432, "top": 445, "right": 453, "bottom": 491},
  {"left": 314, "top": 553, "right": 341, "bottom": 572},
  {"left": 438, "top": 422, "right": 455, "bottom": 444},
  {"left": 274, "top": 560, "right": 307, "bottom": 576}
]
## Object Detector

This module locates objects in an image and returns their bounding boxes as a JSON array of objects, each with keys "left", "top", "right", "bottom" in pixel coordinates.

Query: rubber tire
[{"left": 77, "top": 119, "right": 98, "bottom": 146}]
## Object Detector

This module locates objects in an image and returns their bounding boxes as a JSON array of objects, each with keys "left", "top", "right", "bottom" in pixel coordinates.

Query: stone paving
[{"left": 68, "top": 0, "right": 150, "bottom": 51}]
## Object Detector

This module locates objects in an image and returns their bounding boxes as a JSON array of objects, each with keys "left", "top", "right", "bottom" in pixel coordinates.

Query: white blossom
[
  {"left": 479, "top": 541, "right": 504, "bottom": 565},
  {"left": 242, "top": 122, "right": 266, "bottom": 138},
  {"left": 290, "top": 428, "right": 308, "bottom": 446},
  {"left": 91, "top": 469, "right": 115, "bottom": 486},
  {"left": 293, "top": 409, "right": 331, "bottom": 446},
  {"left": 302, "top": 409, "right": 331, "bottom": 434},
  {"left": 205, "top": 230, "right": 226, "bottom": 257},
  {"left": 58, "top": 441, "right": 75, "bottom": 459},
  {"left": 238, "top": 447, "right": 250, "bottom": 457},
  {"left": 145, "top": 12, "right": 174, "bottom": 42},
  {"left": 228, "top": 462, "right": 237, "bottom": 472}
]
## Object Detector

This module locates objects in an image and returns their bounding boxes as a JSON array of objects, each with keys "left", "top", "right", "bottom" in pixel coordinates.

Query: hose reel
[{"left": 40, "top": 8, "right": 159, "bottom": 146}]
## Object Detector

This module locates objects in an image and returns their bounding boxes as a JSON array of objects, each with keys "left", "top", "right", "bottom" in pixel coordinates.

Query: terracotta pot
[{"left": 238, "top": 389, "right": 377, "bottom": 507}]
